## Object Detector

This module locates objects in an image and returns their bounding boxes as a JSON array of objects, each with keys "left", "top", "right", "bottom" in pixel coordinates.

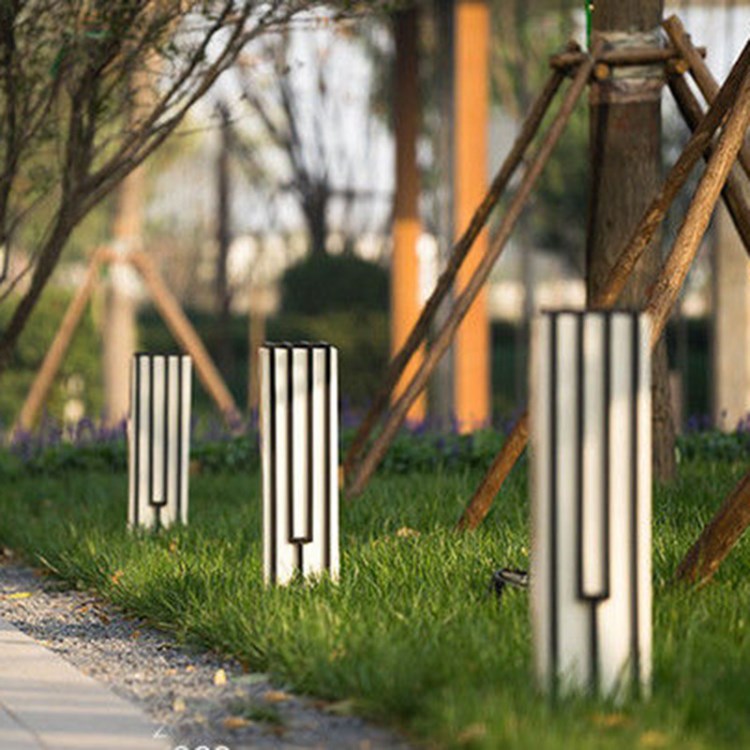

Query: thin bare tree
[{"left": 0, "top": 0, "right": 318, "bottom": 377}]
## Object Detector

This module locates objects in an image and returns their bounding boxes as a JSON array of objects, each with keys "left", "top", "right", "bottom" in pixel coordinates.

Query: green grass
[{"left": 1, "top": 459, "right": 750, "bottom": 749}]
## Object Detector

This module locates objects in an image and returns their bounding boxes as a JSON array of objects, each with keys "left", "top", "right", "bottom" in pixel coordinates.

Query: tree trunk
[
  {"left": 304, "top": 186, "right": 329, "bottom": 257},
  {"left": 392, "top": 6, "right": 426, "bottom": 424},
  {"left": 586, "top": 0, "right": 676, "bottom": 482},
  {"left": 103, "top": 166, "right": 142, "bottom": 425},
  {"left": 215, "top": 103, "right": 234, "bottom": 375},
  {"left": 431, "top": 0, "right": 456, "bottom": 428}
]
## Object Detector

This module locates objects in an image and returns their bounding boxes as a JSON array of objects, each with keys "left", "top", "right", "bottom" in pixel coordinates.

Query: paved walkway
[{"left": 0, "top": 617, "right": 169, "bottom": 750}]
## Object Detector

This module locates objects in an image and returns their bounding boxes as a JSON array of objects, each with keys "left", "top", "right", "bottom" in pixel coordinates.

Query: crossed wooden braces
[{"left": 342, "top": 15, "right": 750, "bottom": 586}]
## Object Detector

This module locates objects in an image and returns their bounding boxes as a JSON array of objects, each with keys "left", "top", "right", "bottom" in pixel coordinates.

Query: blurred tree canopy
[
  {"left": 490, "top": 0, "right": 587, "bottom": 269},
  {"left": 0, "top": 0, "right": 329, "bottom": 379}
]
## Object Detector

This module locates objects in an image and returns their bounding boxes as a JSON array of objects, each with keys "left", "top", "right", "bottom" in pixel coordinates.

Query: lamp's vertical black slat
[
  {"left": 163, "top": 355, "right": 170, "bottom": 512},
  {"left": 176, "top": 356, "right": 183, "bottom": 523},
  {"left": 148, "top": 357, "right": 155, "bottom": 518},
  {"left": 268, "top": 346, "right": 278, "bottom": 585},
  {"left": 307, "top": 345, "right": 314, "bottom": 544},
  {"left": 603, "top": 313, "right": 612, "bottom": 601},
  {"left": 575, "top": 314, "right": 598, "bottom": 693},
  {"left": 630, "top": 313, "right": 641, "bottom": 695},
  {"left": 324, "top": 344, "right": 332, "bottom": 572},
  {"left": 133, "top": 356, "right": 142, "bottom": 528},
  {"left": 548, "top": 314, "right": 559, "bottom": 694}
]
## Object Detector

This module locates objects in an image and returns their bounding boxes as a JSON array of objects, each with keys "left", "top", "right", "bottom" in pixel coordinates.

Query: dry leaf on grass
[
  {"left": 213, "top": 668, "right": 228, "bottom": 686},
  {"left": 263, "top": 690, "right": 292, "bottom": 703},
  {"left": 223, "top": 716, "right": 252, "bottom": 730},
  {"left": 110, "top": 570, "right": 124, "bottom": 586}
]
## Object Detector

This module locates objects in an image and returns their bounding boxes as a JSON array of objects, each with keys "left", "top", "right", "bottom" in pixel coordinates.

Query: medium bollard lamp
[
  {"left": 260, "top": 343, "right": 340, "bottom": 585},
  {"left": 530, "top": 311, "right": 652, "bottom": 699}
]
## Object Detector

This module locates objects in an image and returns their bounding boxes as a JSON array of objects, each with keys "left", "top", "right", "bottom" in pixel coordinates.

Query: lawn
[{"left": 1, "top": 441, "right": 750, "bottom": 749}]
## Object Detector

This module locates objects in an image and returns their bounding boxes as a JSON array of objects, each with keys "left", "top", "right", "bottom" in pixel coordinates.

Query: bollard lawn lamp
[
  {"left": 128, "top": 353, "right": 192, "bottom": 530},
  {"left": 530, "top": 311, "right": 652, "bottom": 699},
  {"left": 260, "top": 343, "right": 339, "bottom": 585}
]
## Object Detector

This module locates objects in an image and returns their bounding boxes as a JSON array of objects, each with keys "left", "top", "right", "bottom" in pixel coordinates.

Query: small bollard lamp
[
  {"left": 259, "top": 343, "right": 340, "bottom": 585},
  {"left": 128, "top": 354, "right": 192, "bottom": 530},
  {"left": 530, "top": 311, "right": 652, "bottom": 700}
]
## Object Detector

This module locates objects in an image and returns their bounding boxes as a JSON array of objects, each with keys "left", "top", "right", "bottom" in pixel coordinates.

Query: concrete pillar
[
  {"left": 453, "top": 0, "right": 490, "bottom": 432},
  {"left": 713, "top": 204, "right": 750, "bottom": 431}
]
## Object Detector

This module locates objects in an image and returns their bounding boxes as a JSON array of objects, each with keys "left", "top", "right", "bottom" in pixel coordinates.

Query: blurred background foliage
[{"left": 0, "top": 289, "right": 103, "bottom": 428}]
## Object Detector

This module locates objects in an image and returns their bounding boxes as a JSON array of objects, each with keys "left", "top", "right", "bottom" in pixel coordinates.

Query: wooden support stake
[
  {"left": 456, "top": 41, "right": 750, "bottom": 531},
  {"left": 590, "top": 37, "right": 750, "bottom": 310},
  {"left": 676, "top": 472, "right": 750, "bottom": 584},
  {"left": 645, "top": 70, "right": 750, "bottom": 345},
  {"left": 341, "top": 63, "right": 567, "bottom": 481},
  {"left": 13, "top": 248, "right": 110, "bottom": 435},
  {"left": 550, "top": 44, "right": 706, "bottom": 71},
  {"left": 663, "top": 15, "right": 750, "bottom": 179},
  {"left": 346, "top": 48, "right": 597, "bottom": 499},
  {"left": 669, "top": 72, "right": 750, "bottom": 257},
  {"left": 129, "top": 251, "right": 241, "bottom": 427}
]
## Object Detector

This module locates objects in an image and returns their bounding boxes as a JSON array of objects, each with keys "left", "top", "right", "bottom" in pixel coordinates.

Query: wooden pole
[
  {"left": 645, "top": 70, "right": 750, "bottom": 352},
  {"left": 676, "top": 471, "right": 750, "bottom": 584},
  {"left": 663, "top": 15, "right": 750, "bottom": 179},
  {"left": 129, "top": 251, "right": 241, "bottom": 426},
  {"left": 668, "top": 72, "right": 750, "bottom": 256},
  {"left": 342, "top": 64, "right": 566, "bottom": 480},
  {"left": 456, "top": 43, "right": 750, "bottom": 531},
  {"left": 346, "top": 49, "right": 597, "bottom": 498},
  {"left": 13, "top": 249, "right": 109, "bottom": 435}
]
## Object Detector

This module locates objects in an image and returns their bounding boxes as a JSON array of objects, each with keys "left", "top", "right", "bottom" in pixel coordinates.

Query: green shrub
[
  {"left": 0, "top": 288, "right": 103, "bottom": 429},
  {"left": 279, "top": 253, "right": 389, "bottom": 316}
]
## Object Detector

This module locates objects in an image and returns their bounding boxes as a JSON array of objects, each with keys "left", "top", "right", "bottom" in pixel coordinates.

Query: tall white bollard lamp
[
  {"left": 530, "top": 311, "right": 652, "bottom": 699},
  {"left": 128, "top": 354, "right": 192, "bottom": 530},
  {"left": 260, "top": 343, "right": 340, "bottom": 585}
]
